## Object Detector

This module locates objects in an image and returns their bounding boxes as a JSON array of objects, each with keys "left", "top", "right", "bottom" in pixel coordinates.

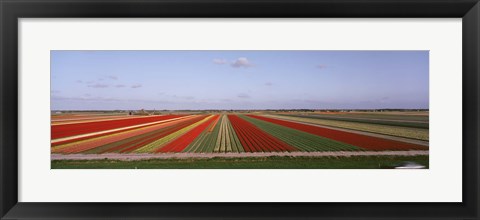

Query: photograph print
[{"left": 50, "top": 50, "right": 429, "bottom": 169}]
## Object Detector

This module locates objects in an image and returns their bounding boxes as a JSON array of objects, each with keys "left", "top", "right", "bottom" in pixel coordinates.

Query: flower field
[
  {"left": 51, "top": 113, "right": 428, "bottom": 154},
  {"left": 267, "top": 114, "right": 429, "bottom": 141}
]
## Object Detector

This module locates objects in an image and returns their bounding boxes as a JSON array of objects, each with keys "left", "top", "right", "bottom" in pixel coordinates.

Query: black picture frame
[{"left": 1, "top": 0, "right": 479, "bottom": 219}]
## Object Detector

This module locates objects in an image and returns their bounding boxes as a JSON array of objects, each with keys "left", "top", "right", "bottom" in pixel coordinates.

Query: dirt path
[{"left": 51, "top": 150, "right": 428, "bottom": 161}]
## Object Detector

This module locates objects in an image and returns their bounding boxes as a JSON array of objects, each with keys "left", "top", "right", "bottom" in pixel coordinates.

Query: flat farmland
[
  {"left": 267, "top": 112, "right": 429, "bottom": 141},
  {"left": 51, "top": 111, "right": 428, "bottom": 169}
]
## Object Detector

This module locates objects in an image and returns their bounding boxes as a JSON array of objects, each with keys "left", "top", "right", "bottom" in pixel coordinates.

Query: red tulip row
[
  {"left": 51, "top": 116, "right": 192, "bottom": 147},
  {"left": 228, "top": 115, "right": 298, "bottom": 152},
  {"left": 157, "top": 115, "right": 220, "bottom": 153},
  {"left": 248, "top": 115, "right": 427, "bottom": 151},
  {"left": 51, "top": 115, "right": 183, "bottom": 139},
  {"left": 51, "top": 115, "right": 202, "bottom": 154},
  {"left": 104, "top": 115, "right": 209, "bottom": 153}
]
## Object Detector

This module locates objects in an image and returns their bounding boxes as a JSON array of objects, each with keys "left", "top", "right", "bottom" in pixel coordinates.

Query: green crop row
[
  {"left": 281, "top": 114, "right": 428, "bottom": 129},
  {"left": 183, "top": 117, "right": 221, "bottom": 153},
  {"left": 240, "top": 115, "right": 361, "bottom": 152},
  {"left": 184, "top": 115, "right": 244, "bottom": 153},
  {"left": 269, "top": 114, "right": 429, "bottom": 141},
  {"left": 134, "top": 116, "right": 212, "bottom": 153}
]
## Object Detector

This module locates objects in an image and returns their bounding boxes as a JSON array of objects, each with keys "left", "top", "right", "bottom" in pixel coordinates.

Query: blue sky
[{"left": 51, "top": 51, "right": 429, "bottom": 110}]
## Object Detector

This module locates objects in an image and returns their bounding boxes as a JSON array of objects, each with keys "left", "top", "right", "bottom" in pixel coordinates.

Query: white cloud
[{"left": 231, "top": 57, "right": 252, "bottom": 68}]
